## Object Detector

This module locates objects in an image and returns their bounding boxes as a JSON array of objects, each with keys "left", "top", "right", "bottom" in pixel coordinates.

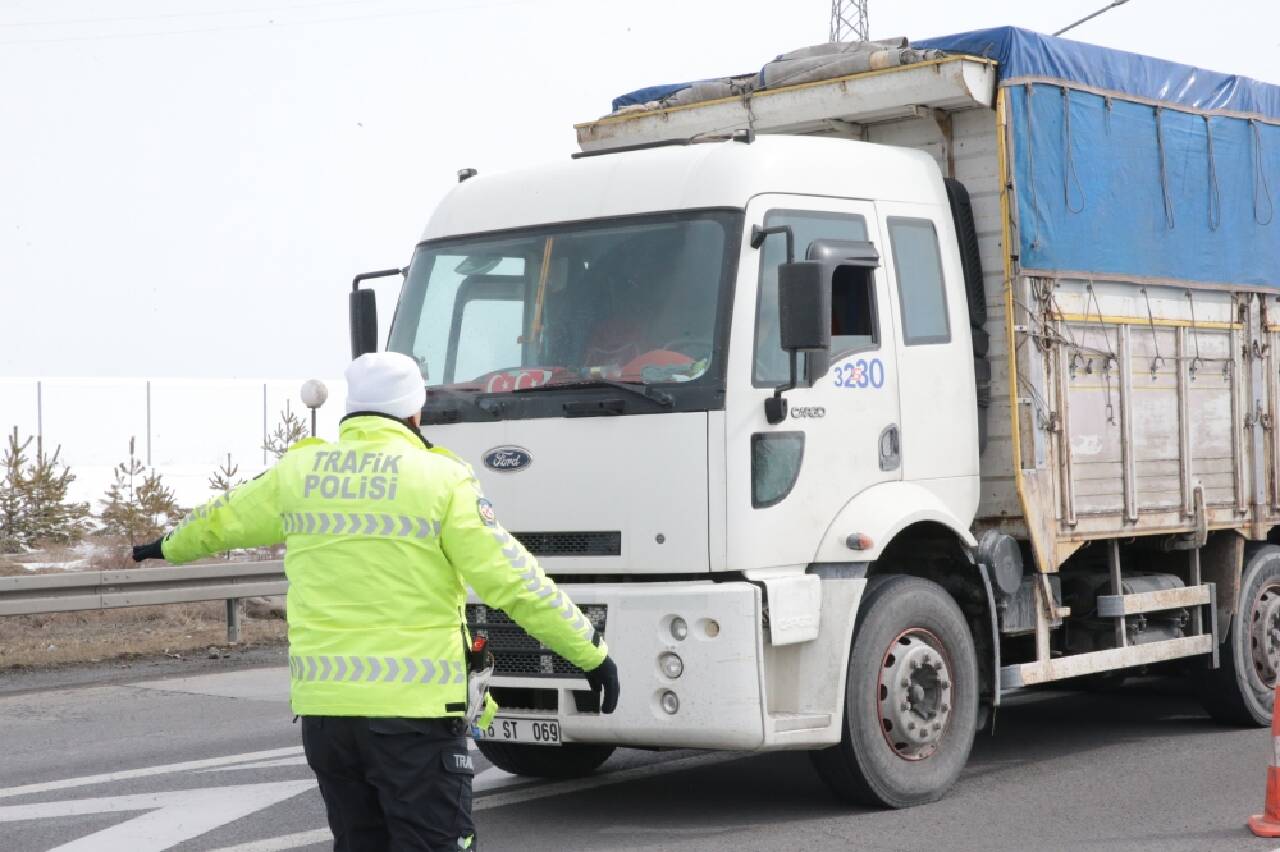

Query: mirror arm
[
  {"left": 765, "top": 354, "right": 798, "bottom": 425},
  {"left": 749, "top": 224, "right": 795, "bottom": 264},
  {"left": 352, "top": 267, "right": 406, "bottom": 292}
]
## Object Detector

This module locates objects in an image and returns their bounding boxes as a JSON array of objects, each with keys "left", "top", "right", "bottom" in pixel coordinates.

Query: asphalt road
[{"left": 1, "top": 654, "right": 1277, "bottom": 852}]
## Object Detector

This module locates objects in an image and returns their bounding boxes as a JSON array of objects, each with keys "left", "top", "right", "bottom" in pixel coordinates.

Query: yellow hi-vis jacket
[{"left": 161, "top": 414, "right": 607, "bottom": 718}]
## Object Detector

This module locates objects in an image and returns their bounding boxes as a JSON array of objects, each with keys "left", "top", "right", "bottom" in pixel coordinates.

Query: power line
[
  {"left": 829, "top": 0, "right": 868, "bottom": 42},
  {"left": 1054, "top": 0, "right": 1134, "bottom": 37}
]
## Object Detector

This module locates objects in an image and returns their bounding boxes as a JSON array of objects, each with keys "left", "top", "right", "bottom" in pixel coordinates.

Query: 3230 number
[{"left": 832, "top": 358, "right": 885, "bottom": 390}]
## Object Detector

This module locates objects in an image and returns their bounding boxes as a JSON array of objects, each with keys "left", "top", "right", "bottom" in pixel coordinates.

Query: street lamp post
[{"left": 300, "top": 379, "right": 329, "bottom": 437}]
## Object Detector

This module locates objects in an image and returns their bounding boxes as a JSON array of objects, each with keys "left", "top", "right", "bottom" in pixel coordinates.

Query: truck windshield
[{"left": 388, "top": 211, "right": 740, "bottom": 419}]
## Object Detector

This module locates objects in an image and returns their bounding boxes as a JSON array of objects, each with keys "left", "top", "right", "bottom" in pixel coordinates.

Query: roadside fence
[{"left": 0, "top": 561, "right": 285, "bottom": 643}]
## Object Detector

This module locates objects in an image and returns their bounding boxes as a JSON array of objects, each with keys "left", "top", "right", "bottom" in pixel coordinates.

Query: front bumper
[{"left": 478, "top": 581, "right": 766, "bottom": 749}]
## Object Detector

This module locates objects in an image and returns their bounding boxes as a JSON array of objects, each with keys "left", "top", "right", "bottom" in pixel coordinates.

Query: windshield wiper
[{"left": 512, "top": 379, "right": 673, "bottom": 407}]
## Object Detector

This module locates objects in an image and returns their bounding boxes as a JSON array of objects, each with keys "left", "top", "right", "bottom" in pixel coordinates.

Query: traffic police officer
[{"left": 133, "top": 352, "right": 621, "bottom": 852}]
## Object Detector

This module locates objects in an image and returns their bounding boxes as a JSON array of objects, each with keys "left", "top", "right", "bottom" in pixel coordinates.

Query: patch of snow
[{"left": 20, "top": 560, "right": 90, "bottom": 571}]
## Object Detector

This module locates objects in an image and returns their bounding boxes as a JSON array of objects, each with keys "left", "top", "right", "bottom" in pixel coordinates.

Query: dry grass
[{"left": 0, "top": 601, "right": 287, "bottom": 668}]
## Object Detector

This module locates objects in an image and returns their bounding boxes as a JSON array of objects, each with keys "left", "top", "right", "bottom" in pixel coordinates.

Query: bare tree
[
  {"left": 262, "top": 401, "right": 309, "bottom": 460},
  {"left": 208, "top": 453, "right": 243, "bottom": 494}
]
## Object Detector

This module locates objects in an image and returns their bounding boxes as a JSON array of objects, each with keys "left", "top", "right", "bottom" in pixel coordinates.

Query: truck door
[
  {"left": 726, "top": 195, "right": 902, "bottom": 571},
  {"left": 872, "top": 202, "right": 980, "bottom": 506}
]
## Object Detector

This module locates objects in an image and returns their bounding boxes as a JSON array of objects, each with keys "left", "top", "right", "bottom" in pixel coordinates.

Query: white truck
[{"left": 348, "top": 27, "right": 1280, "bottom": 806}]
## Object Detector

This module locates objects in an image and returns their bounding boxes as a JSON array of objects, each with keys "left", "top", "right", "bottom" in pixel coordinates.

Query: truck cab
[{"left": 368, "top": 135, "right": 986, "bottom": 804}]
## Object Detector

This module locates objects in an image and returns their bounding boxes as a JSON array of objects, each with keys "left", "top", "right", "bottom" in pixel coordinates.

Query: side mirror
[
  {"left": 778, "top": 261, "right": 831, "bottom": 352},
  {"left": 348, "top": 267, "right": 406, "bottom": 359},
  {"left": 350, "top": 289, "right": 378, "bottom": 358},
  {"left": 764, "top": 261, "right": 832, "bottom": 425}
]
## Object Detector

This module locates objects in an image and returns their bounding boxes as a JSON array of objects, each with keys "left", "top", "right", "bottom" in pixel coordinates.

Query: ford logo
[{"left": 483, "top": 445, "right": 533, "bottom": 473}]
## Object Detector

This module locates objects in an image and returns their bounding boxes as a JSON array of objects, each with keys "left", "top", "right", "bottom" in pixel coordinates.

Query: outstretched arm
[{"left": 150, "top": 467, "right": 286, "bottom": 564}]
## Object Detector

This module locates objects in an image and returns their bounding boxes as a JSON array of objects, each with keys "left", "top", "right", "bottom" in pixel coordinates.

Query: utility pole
[{"left": 829, "top": 0, "right": 869, "bottom": 42}]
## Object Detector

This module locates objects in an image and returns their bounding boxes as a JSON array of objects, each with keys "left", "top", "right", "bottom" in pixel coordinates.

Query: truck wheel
[
  {"left": 1193, "top": 544, "right": 1280, "bottom": 727},
  {"left": 810, "top": 574, "right": 979, "bottom": 808},
  {"left": 475, "top": 741, "right": 615, "bottom": 779}
]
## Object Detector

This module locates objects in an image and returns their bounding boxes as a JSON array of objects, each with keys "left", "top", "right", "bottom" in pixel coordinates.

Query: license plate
[{"left": 482, "top": 717, "right": 561, "bottom": 746}]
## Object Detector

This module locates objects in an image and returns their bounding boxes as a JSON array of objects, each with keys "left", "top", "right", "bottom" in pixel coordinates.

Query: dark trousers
[{"left": 301, "top": 716, "right": 476, "bottom": 852}]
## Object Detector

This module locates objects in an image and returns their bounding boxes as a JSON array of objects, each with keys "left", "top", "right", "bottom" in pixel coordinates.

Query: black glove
[
  {"left": 132, "top": 538, "right": 165, "bottom": 563},
  {"left": 585, "top": 655, "right": 620, "bottom": 714}
]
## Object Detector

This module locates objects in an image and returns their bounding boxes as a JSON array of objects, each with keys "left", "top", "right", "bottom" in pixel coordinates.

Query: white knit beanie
[{"left": 344, "top": 352, "right": 426, "bottom": 418}]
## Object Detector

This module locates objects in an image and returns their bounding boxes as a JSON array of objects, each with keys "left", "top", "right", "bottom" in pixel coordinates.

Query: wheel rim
[
  {"left": 1249, "top": 581, "right": 1280, "bottom": 687},
  {"left": 876, "top": 628, "right": 954, "bottom": 761}
]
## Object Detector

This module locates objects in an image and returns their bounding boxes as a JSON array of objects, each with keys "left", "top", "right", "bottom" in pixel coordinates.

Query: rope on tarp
[
  {"left": 1204, "top": 116, "right": 1221, "bottom": 232},
  {"left": 1252, "top": 119, "right": 1275, "bottom": 226},
  {"left": 1155, "top": 106, "right": 1176, "bottom": 230},
  {"left": 1141, "top": 288, "right": 1164, "bottom": 378},
  {"left": 1085, "top": 281, "right": 1118, "bottom": 425},
  {"left": 1062, "top": 87, "right": 1086, "bottom": 214},
  {"left": 1186, "top": 290, "right": 1204, "bottom": 381}
]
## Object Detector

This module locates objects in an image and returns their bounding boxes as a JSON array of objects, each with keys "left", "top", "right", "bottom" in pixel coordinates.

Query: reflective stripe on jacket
[{"left": 161, "top": 414, "right": 607, "bottom": 717}]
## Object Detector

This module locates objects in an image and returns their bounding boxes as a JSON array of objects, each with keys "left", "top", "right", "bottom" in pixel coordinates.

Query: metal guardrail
[{"left": 0, "top": 561, "right": 286, "bottom": 642}]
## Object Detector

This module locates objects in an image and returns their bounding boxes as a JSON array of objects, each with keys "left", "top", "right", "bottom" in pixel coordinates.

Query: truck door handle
[{"left": 879, "top": 424, "right": 901, "bottom": 472}]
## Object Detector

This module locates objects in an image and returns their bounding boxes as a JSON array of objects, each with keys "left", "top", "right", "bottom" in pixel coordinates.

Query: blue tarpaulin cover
[
  {"left": 613, "top": 83, "right": 692, "bottom": 111},
  {"left": 917, "top": 27, "right": 1280, "bottom": 287},
  {"left": 611, "top": 27, "right": 1280, "bottom": 288}
]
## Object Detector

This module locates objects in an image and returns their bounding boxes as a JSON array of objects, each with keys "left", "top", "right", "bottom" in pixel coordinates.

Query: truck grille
[
  {"left": 466, "top": 603, "right": 608, "bottom": 678},
  {"left": 511, "top": 531, "right": 620, "bottom": 557}
]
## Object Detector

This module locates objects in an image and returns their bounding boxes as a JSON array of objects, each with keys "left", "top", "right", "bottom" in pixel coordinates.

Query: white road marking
[
  {"left": 209, "top": 829, "right": 332, "bottom": 852},
  {"left": 213, "top": 752, "right": 745, "bottom": 852},
  {"left": 472, "top": 751, "right": 741, "bottom": 811},
  {"left": 0, "top": 780, "right": 315, "bottom": 852},
  {"left": 202, "top": 756, "right": 310, "bottom": 773},
  {"left": 0, "top": 746, "right": 305, "bottom": 800},
  {"left": 472, "top": 765, "right": 528, "bottom": 794}
]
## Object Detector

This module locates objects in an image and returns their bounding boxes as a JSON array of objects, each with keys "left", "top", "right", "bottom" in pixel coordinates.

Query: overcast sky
[{"left": 2, "top": 0, "right": 1277, "bottom": 380}]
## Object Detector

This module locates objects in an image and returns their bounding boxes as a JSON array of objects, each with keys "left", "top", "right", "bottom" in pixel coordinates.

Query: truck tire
[
  {"left": 1193, "top": 544, "right": 1280, "bottom": 727},
  {"left": 810, "top": 575, "right": 979, "bottom": 808},
  {"left": 475, "top": 741, "right": 615, "bottom": 779}
]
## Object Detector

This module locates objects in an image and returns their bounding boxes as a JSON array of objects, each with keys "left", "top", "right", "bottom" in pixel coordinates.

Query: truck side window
[
  {"left": 831, "top": 266, "right": 877, "bottom": 356},
  {"left": 755, "top": 211, "right": 868, "bottom": 387},
  {"left": 888, "top": 218, "right": 950, "bottom": 345}
]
